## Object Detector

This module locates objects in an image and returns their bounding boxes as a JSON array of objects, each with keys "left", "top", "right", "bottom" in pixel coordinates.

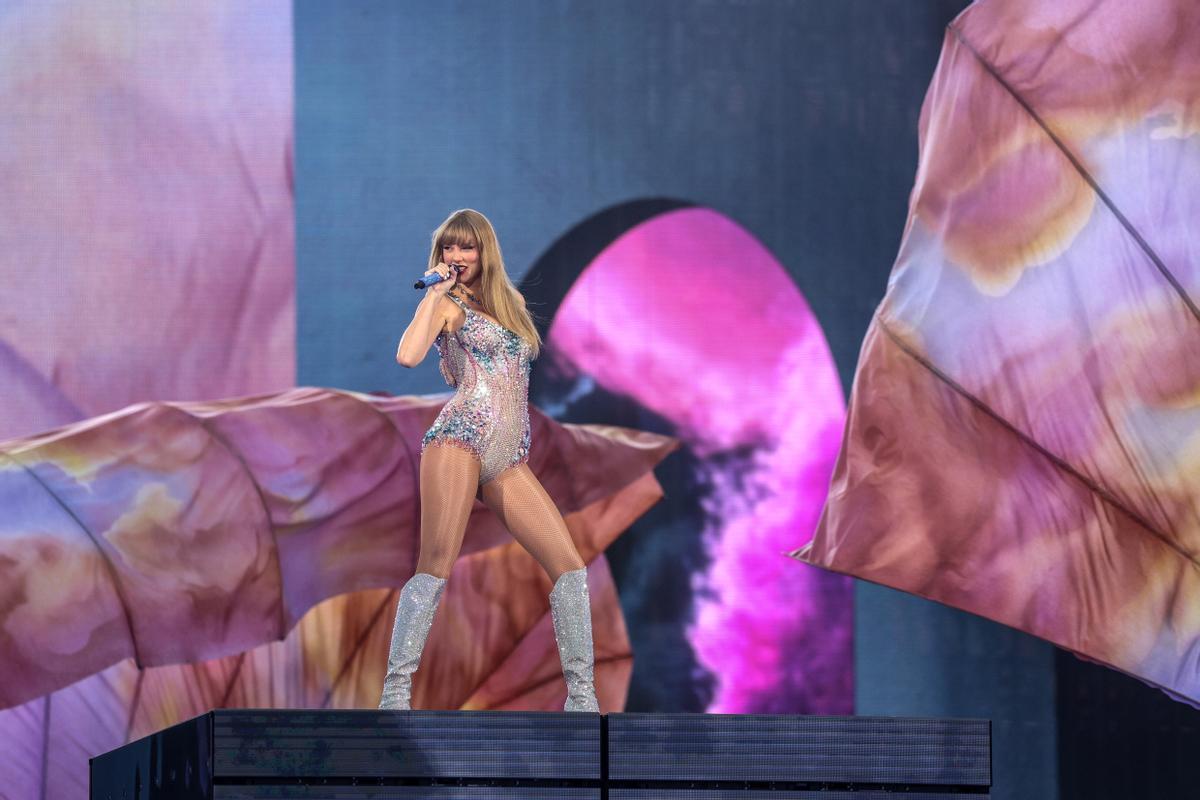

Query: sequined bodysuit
[{"left": 420, "top": 293, "right": 533, "bottom": 484}]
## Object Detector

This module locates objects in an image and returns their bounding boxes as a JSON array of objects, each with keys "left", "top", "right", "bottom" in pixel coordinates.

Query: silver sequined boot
[
  {"left": 549, "top": 567, "right": 600, "bottom": 712},
  {"left": 378, "top": 572, "right": 447, "bottom": 710}
]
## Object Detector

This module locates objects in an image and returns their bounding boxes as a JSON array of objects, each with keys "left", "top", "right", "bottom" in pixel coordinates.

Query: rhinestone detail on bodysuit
[{"left": 420, "top": 294, "right": 533, "bottom": 484}]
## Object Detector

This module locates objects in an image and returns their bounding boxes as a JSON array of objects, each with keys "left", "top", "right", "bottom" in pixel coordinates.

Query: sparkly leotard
[{"left": 420, "top": 293, "right": 533, "bottom": 484}]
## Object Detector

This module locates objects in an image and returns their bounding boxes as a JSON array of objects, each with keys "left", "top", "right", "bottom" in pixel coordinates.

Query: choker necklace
[{"left": 454, "top": 286, "right": 482, "bottom": 307}]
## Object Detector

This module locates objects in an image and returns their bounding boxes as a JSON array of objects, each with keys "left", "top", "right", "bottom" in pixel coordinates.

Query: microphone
[{"left": 413, "top": 265, "right": 464, "bottom": 290}]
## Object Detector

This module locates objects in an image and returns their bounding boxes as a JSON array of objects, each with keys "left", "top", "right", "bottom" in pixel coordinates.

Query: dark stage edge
[{"left": 90, "top": 710, "right": 991, "bottom": 799}]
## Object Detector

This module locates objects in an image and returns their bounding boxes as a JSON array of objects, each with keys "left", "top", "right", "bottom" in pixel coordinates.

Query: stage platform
[{"left": 90, "top": 710, "right": 991, "bottom": 799}]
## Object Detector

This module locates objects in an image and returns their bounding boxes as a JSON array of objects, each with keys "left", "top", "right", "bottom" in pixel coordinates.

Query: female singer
[{"left": 379, "top": 208, "right": 599, "bottom": 712}]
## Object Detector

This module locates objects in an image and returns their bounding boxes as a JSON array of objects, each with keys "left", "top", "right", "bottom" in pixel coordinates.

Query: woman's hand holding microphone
[
  {"left": 422, "top": 262, "right": 462, "bottom": 296},
  {"left": 399, "top": 262, "right": 465, "bottom": 366}
]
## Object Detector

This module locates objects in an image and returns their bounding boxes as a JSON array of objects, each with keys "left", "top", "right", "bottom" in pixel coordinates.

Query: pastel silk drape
[
  {"left": 0, "top": 389, "right": 675, "bottom": 799},
  {"left": 794, "top": 0, "right": 1200, "bottom": 706},
  {"left": 0, "top": 388, "right": 676, "bottom": 710}
]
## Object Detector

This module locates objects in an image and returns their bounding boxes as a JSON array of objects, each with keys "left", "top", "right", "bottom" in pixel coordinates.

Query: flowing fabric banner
[
  {"left": 795, "top": 0, "right": 1200, "bottom": 706},
  {"left": 0, "top": 389, "right": 673, "bottom": 798}
]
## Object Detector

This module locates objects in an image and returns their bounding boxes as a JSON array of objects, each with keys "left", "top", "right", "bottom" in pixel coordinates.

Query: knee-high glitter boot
[
  {"left": 378, "top": 572, "right": 447, "bottom": 710},
  {"left": 549, "top": 567, "right": 600, "bottom": 712}
]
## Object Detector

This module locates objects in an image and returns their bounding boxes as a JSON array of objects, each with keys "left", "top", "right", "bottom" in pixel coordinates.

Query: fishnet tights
[
  {"left": 414, "top": 445, "right": 479, "bottom": 578},
  {"left": 481, "top": 463, "right": 586, "bottom": 582},
  {"left": 415, "top": 445, "right": 585, "bottom": 582}
]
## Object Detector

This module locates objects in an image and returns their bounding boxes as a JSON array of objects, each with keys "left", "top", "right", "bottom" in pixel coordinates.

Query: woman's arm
[{"left": 396, "top": 292, "right": 455, "bottom": 367}]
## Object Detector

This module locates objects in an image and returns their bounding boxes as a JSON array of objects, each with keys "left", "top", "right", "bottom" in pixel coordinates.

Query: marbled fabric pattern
[
  {"left": 422, "top": 295, "right": 533, "bottom": 484},
  {"left": 794, "top": 0, "right": 1200, "bottom": 706},
  {"left": 0, "top": 386, "right": 676, "bottom": 798}
]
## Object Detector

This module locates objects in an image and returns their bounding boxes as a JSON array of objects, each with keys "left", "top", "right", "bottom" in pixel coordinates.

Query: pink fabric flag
[{"left": 795, "top": 0, "right": 1200, "bottom": 706}]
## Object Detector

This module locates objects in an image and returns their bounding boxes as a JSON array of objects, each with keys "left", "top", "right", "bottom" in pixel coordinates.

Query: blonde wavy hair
[{"left": 428, "top": 209, "right": 542, "bottom": 357}]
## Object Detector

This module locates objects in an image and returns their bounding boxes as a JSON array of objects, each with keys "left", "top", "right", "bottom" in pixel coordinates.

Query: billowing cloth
[
  {"left": 0, "top": 388, "right": 675, "bottom": 798},
  {"left": 794, "top": 0, "right": 1200, "bottom": 706},
  {"left": 0, "top": 387, "right": 675, "bottom": 710}
]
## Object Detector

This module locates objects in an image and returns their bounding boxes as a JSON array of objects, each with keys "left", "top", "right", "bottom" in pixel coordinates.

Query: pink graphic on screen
[
  {"left": 0, "top": 0, "right": 295, "bottom": 442},
  {"left": 547, "top": 207, "right": 852, "bottom": 713}
]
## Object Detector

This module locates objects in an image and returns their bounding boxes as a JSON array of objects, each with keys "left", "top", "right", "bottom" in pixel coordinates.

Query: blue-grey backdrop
[{"left": 294, "top": 2, "right": 1056, "bottom": 798}]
